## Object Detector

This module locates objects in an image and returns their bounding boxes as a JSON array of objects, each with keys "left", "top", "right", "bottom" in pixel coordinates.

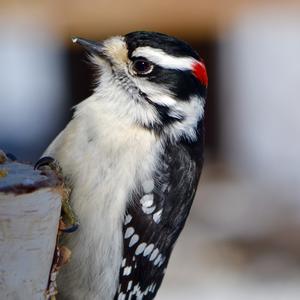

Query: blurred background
[{"left": 1, "top": 1, "right": 300, "bottom": 299}]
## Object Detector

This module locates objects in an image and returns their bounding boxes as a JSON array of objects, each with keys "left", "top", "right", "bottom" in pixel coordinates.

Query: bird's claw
[
  {"left": 35, "top": 156, "right": 80, "bottom": 233},
  {"left": 59, "top": 221, "right": 80, "bottom": 233},
  {"left": 34, "top": 156, "right": 61, "bottom": 173},
  {"left": 60, "top": 190, "right": 80, "bottom": 233}
]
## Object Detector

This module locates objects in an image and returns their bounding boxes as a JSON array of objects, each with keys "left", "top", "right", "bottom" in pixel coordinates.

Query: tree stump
[{"left": 0, "top": 151, "right": 63, "bottom": 300}]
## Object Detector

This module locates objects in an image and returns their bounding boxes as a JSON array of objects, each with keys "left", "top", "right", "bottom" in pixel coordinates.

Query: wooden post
[{"left": 0, "top": 151, "right": 62, "bottom": 300}]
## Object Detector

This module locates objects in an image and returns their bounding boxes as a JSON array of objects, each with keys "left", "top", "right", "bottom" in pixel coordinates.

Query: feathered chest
[
  {"left": 52, "top": 109, "right": 162, "bottom": 299},
  {"left": 68, "top": 115, "right": 160, "bottom": 211}
]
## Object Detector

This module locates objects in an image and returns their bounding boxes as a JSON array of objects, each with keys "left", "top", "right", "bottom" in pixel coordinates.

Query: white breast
[{"left": 44, "top": 95, "right": 160, "bottom": 299}]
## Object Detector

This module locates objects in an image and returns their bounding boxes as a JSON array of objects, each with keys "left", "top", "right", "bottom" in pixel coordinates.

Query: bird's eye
[{"left": 132, "top": 59, "right": 153, "bottom": 75}]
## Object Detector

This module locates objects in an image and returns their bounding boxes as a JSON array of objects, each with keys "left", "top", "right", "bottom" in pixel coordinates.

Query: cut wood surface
[{"left": 0, "top": 152, "right": 62, "bottom": 300}]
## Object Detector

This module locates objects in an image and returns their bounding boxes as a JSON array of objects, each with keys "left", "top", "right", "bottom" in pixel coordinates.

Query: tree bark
[{"left": 0, "top": 152, "right": 62, "bottom": 300}]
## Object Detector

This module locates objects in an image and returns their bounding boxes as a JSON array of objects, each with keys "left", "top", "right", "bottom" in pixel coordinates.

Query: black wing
[{"left": 114, "top": 125, "right": 204, "bottom": 300}]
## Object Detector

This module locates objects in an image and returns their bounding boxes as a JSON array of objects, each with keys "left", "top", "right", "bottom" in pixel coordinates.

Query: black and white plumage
[
  {"left": 116, "top": 128, "right": 203, "bottom": 299},
  {"left": 42, "top": 31, "right": 207, "bottom": 299}
]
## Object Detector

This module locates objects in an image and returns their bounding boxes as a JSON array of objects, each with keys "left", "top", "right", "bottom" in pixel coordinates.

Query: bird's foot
[
  {"left": 35, "top": 156, "right": 80, "bottom": 233},
  {"left": 60, "top": 188, "right": 80, "bottom": 233},
  {"left": 34, "top": 156, "right": 61, "bottom": 173}
]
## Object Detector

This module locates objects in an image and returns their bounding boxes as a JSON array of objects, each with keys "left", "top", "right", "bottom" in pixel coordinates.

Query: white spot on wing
[
  {"left": 149, "top": 248, "right": 159, "bottom": 261},
  {"left": 153, "top": 209, "right": 162, "bottom": 223},
  {"left": 125, "top": 227, "right": 134, "bottom": 239},
  {"left": 129, "top": 234, "right": 139, "bottom": 247},
  {"left": 123, "top": 266, "right": 132, "bottom": 276},
  {"left": 143, "top": 243, "right": 154, "bottom": 256},
  {"left": 148, "top": 282, "right": 157, "bottom": 293},
  {"left": 142, "top": 205, "right": 156, "bottom": 214},
  {"left": 148, "top": 283, "right": 154, "bottom": 293},
  {"left": 121, "top": 258, "right": 126, "bottom": 267},
  {"left": 118, "top": 292, "right": 125, "bottom": 300},
  {"left": 135, "top": 242, "right": 147, "bottom": 255},
  {"left": 124, "top": 214, "right": 132, "bottom": 225},
  {"left": 154, "top": 254, "right": 162, "bottom": 266},
  {"left": 144, "top": 286, "right": 149, "bottom": 295},
  {"left": 127, "top": 280, "right": 133, "bottom": 291},
  {"left": 142, "top": 179, "right": 154, "bottom": 193},
  {"left": 158, "top": 255, "right": 166, "bottom": 267},
  {"left": 140, "top": 194, "right": 154, "bottom": 207}
]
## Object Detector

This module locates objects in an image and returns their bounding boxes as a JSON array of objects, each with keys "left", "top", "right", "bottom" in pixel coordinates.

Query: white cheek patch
[
  {"left": 167, "top": 95, "right": 205, "bottom": 142},
  {"left": 132, "top": 46, "right": 197, "bottom": 70},
  {"left": 132, "top": 78, "right": 177, "bottom": 107}
]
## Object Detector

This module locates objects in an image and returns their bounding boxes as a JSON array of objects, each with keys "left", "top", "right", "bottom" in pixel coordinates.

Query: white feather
[
  {"left": 132, "top": 46, "right": 197, "bottom": 70},
  {"left": 167, "top": 95, "right": 205, "bottom": 143}
]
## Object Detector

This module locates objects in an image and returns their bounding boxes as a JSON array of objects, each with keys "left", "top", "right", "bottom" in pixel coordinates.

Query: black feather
[
  {"left": 125, "top": 31, "right": 199, "bottom": 60},
  {"left": 114, "top": 121, "right": 204, "bottom": 299}
]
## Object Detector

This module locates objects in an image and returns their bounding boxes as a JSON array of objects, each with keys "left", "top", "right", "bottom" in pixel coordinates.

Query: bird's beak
[{"left": 72, "top": 37, "right": 105, "bottom": 56}]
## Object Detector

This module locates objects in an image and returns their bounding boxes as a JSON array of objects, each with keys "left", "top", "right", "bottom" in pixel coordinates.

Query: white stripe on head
[{"left": 132, "top": 46, "right": 197, "bottom": 70}]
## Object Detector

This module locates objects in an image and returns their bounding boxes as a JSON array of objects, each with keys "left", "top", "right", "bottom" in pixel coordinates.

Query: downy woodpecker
[{"left": 41, "top": 31, "right": 207, "bottom": 299}]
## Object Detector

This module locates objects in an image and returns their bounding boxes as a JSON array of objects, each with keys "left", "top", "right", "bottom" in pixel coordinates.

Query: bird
[{"left": 38, "top": 31, "right": 207, "bottom": 300}]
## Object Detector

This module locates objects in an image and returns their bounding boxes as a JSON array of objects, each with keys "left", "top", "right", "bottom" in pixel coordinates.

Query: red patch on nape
[{"left": 192, "top": 61, "right": 208, "bottom": 87}]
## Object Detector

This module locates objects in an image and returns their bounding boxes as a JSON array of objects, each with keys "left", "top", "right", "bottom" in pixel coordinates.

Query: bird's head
[{"left": 73, "top": 31, "right": 207, "bottom": 142}]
